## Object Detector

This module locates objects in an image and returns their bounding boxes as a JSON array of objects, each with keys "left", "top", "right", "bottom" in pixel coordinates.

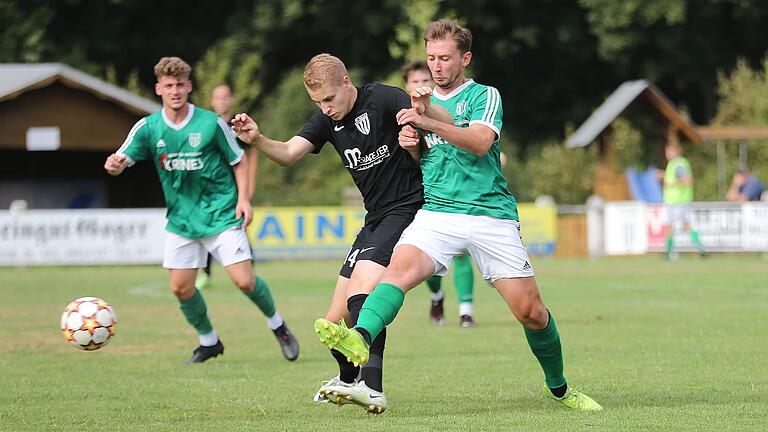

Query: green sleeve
[
  {"left": 117, "top": 118, "right": 151, "bottom": 164},
  {"left": 468, "top": 85, "right": 503, "bottom": 140},
  {"left": 214, "top": 118, "right": 245, "bottom": 165}
]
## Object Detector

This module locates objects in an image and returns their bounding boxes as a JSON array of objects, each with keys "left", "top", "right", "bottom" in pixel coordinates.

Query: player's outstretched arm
[
  {"left": 104, "top": 153, "right": 128, "bottom": 176},
  {"left": 232, "top": 113, "right": 314, "bottom": 166}
]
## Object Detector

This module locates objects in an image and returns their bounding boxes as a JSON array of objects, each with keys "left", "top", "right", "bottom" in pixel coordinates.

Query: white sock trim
[
  {"left": 459, "top": 302, "right": 473, "bottom": 317},
  {"left": 430, "top": 289, "right": 445, "bottom": 302},
  {"left": 266, "top": 312, "right": 284, "bottom": 330},
  {"left": 199, "top": 330, "right": 218, "bottom": 347}
]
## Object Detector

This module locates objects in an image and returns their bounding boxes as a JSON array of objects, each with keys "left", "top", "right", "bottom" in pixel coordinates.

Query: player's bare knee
[
  {"left": 170, "top": 284, "right": 194, "bottom": 301},
  {"left": 515, "top": 298, "right": 547, "bottom": 328},
  {"left": 235, "top": 279, "right": 254, "bottom": 293}
]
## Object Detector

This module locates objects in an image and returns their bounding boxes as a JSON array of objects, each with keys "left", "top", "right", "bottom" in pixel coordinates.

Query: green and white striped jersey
[
  {"left": 118, "top": 104, "right": 245, "bottom": 238},
  {"left": 421, "top": 79, "right": 518, "bottom": 221}
]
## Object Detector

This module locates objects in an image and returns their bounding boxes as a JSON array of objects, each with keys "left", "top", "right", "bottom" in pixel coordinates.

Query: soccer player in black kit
[{"left": 232, "top": 53, "right": 451, "bottom": 413}]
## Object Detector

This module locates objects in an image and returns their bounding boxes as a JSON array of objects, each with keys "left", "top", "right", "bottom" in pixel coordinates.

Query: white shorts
[
  {"left": 396, "top": 210, "right": 535, "bottom": 284},
  {"left": 162, "top": 227, "right": 252, "bottom": 269},
  {"left": 666, "top": 204, "right": 691, "bottom": 232}
]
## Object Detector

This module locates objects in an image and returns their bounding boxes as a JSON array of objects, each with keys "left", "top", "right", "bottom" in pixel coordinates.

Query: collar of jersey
[
  {"left": 432, "top": 79, "right": 475, "bottom": 101},
  {"left": 161, "top": 103, "right": 195, "bottom": 130},
  {"left": 337, "top": 86, "right": 366, "bottom": 124}
]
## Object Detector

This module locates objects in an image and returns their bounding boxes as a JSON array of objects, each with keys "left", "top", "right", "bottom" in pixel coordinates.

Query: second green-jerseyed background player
[{"left": 315, "top": 19, "right": 602, "bottom": 412}]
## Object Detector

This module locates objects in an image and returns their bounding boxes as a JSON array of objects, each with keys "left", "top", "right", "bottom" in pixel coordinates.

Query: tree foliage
[{"left": 3, "top": 0, "right": 768, "bottom": 204}]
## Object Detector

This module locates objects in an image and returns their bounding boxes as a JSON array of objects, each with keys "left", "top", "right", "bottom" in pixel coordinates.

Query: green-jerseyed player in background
[
  {"left": 659, "top": 144, "right": 707, "bottom": 260},
  {"left": 104, "top": 57, "right": 298, "bottom": 363},
  {"left": 315, "top": 19, "right": 602, "bottom": 412}
]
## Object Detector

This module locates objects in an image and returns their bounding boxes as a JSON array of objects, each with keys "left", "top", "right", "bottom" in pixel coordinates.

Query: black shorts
[{"left": 338, "top": 206, "right": 419, "bottom": 278}]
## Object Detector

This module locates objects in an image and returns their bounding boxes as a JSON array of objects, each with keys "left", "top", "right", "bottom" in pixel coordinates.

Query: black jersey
[{"left": 297, "top": 82, "right": 424, "bottom": 223}]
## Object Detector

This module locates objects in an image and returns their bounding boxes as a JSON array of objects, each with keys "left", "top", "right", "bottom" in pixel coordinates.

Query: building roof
[
  {"left": 566, "top": 79, "right": 702, "bottom": 148},
  {"left": 0, "top": 63, "right": 160, "bottom": 115}
]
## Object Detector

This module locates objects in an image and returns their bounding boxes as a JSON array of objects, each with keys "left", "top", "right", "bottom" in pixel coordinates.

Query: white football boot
[
  {"left": 326, "top": 380, "right": 387, "bottom": 414},
  {"left": 313, "top": 375, "right": 355, "bottom": 404}
]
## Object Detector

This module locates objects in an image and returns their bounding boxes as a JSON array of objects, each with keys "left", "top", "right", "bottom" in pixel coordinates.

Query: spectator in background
[
  {"left": 726, "top": 169, "right": 765, "bottom": 202},
  {"left": 197, "top": 84, "right": 260, "bottom": 290}
]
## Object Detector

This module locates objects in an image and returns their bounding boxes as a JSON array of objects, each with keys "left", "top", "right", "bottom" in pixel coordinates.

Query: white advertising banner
[
  {"left": 0, "top": 209, "right": 166, "bottom": 266},
  {"left": 603, "top": 202, "right": 768, "bottom": 255},
  {"left": 742, "top": 202, "right": 768, "bottom": 251},
  {"left": 603, "top": 202, "right": 648, "bottom": 255}
]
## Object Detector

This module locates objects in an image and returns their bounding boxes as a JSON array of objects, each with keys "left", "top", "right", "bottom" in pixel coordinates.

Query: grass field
[{"left": 1, "top": 255, "right": 766, "bottom": 431}]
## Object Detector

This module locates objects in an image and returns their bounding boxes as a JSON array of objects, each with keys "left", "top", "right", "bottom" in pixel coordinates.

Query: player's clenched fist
[
  {"left": 410, "top": 86, "right": 432, "bottom": 115},
  {"left": 231, "top": 113, "right": 262, "bottom": 145},
  {"left": 104, "top": 153, "right": 128, "bottom": 176},
  {"left": 396, "top": 108, "right": 425, "bottom": 129},
  {"left": 398, "top": 125, "right": 421, "bottom": 150}
]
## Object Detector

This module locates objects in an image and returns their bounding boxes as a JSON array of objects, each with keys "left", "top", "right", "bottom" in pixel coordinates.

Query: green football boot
[
  {"left": 313, "top": 318, "right": 370, "bottom": 367},
  {"left": 545, "top": 386, "right": 603, "bottom": 411}
]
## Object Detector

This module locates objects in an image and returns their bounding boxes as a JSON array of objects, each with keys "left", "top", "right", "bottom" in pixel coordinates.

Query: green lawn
[{"left": 1, "top": 255, "right": 766, "bottom": 431}]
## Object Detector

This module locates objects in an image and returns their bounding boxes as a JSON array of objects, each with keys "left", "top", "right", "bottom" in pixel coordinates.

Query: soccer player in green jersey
[
  {"left": 659, "top": 144, "right": 707, "bottom": 260},
  {"left": 402, "top": 60, "right": 477, "bottom": 327},
  {"left": 104, "top": 57, "right": 298, "bottom": 363},
  {"left": 315, "top": 19, "right": 603, "bottom": 412}
]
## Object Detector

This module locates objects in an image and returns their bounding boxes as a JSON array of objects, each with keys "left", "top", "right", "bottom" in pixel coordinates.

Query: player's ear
[
  {"left": 462, "top": 51, "right": 472, "bottom": 68},
  {"left": 155, "top": 82, "right": 162, "bottom": 96}
]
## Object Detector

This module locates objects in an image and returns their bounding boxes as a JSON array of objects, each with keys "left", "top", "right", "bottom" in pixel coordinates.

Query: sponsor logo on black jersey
[{"left": 343, "top": 145, "right": 390, "bottom": 171}]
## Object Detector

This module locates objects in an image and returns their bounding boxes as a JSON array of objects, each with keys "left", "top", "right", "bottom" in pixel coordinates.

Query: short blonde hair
[
  {"left": 154, "top": 57, "right": 191, "bottom": 80},
  {"left": 303, "top": 54, "right": 348, "bottom": 90}
]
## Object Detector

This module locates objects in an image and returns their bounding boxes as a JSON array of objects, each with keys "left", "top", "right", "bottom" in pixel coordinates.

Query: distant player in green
[
  {"left": 196, "top": 83, "right": 261, "bottom": 291},
  {"left": 104, "top": 57, "right": 298, "bottom": 363},
  {"left": 402, "top": 60, "right": 476, "bottom": 327},
  {"left": 659, "top": 144, "right": 707, "bottom": 260},
  {"left": 314, "top": 19, "right": 602, "bottom": 411}
]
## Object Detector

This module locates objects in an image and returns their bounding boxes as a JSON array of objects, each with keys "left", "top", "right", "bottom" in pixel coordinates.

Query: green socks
[
  {"left": 179, "top": 288, "right": 214, "bottom": 335},
  {"left": 665, "top": 234, "right": 674, "bottom": 257},
  {"left": 453, "top": 254, "right": 474, "bottom": 303},
  {"left": 667, "top": 231, "right": 706, "bottom": 256},
  {"left": 524, "top": 311, "right": 567, "bottom": 389},
  {"left": 356, "top": 283, "right": 405, "bottom": 341},
  {"left": 426, "top": 275, "right": 442, "bottom": 294},
  {"left": 244, "top": 276, "right": 276, "bottom": 318},
  {"left": 690, "top": 229, "right": 705, "bottom": 253}
]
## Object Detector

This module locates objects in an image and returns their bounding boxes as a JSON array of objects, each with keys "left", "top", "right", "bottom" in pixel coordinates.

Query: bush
[{"left": 521, "top": 141, "right": 595, "bottom": 204}]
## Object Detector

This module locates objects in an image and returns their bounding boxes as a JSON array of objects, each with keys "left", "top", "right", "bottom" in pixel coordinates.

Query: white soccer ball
[{"left": 60, "top": 297, "right": 117, "bottom": 351}]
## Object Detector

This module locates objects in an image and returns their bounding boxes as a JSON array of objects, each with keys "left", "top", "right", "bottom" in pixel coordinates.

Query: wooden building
[
  {"left": 0, "top": 63, "right": 162, "bottom": 209},
  {"left": 566, "top": 80, "right": 768, "bottom": 201},
  {"left": 565, "top": 80, "right": 702, "bottom": 201}
]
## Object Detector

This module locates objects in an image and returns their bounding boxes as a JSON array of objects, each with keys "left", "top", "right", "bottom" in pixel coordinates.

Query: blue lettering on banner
[
  {"left": 296, "top": 214, "right": 304, "bottom": 240},
  {"left": 317, "top": 215, "right": 344, "bottom": 239},
  {"left": 258, "top": 215, "right": 285, "bottom": 240}
]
